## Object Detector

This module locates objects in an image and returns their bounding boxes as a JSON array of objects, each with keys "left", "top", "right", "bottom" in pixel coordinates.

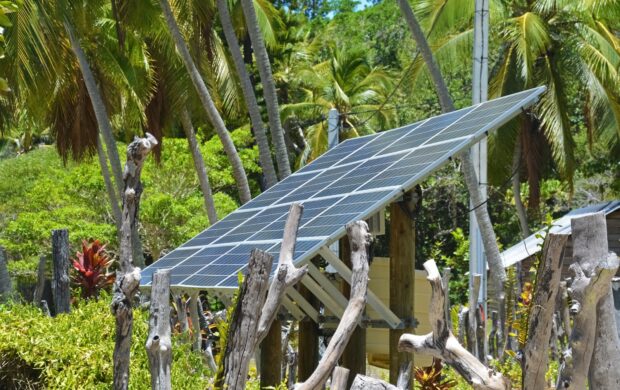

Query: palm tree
[
  {"left": 158, "top": 0, "right": 252, "bottom": 204},
  {"left": 217, "top": 0, "right": 278, "bottom": 188},
  {"left": 180, "top": 108, "right": 219, "bottom": 225},
  {"left": 397, "top": 0, "right": 507, "bottom": 298},
  {"left": 240, "top": 0, "right": 292, "bottom": 179},
  {"left": 281, "top": 46, "right": 396, "bottom": 165},
  {"left": 413, "top": 0, "right": 620, "bottom": 216}
]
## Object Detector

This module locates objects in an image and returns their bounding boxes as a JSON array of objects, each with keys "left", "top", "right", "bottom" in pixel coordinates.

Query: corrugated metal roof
[{"left": 501, "top": 200, "right": 620, "bottom": 268}]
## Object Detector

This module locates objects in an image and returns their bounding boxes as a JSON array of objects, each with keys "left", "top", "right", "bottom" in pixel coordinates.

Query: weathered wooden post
[
  {"left": 389, "top": 190, "right": 417, "bottom": 386},
  {"left": 189, "top": 293, "right": 202, "bottom": 352},
  {"left": 340, "top": 235, "right": 366, "bottom": 388},
  {"left": 146, "top": 269, "right": 172, "bottom": 390},
  {"left": 331, "top": 366, "right": 350, "bottom": 390},
  {"left": 0, "top": 246, "right": 12, "bottom": 302},
  {"left": 522, "top": 233, "right": 568, "bottom": 389},
  {"left": 51, "top": 229, "right": 70, "bottom": 315},
  {"left": 111, "top": 133, "right": 157, "bottom": 390},
  {"left": 557, "top": 213, "right": 620, "bottom": 390}
]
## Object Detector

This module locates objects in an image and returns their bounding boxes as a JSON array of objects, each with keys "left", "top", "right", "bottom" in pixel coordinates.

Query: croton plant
[{"left": 72, "top": 240, "right": 115, "bottom": 299}]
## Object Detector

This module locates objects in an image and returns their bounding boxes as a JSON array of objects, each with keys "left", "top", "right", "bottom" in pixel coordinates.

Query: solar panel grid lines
[{"left": 139, "top": 86, "right": 546, "bottom": 290}]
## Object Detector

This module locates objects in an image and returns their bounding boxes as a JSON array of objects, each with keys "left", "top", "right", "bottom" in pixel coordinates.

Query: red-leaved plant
[{"left": 72, "top": 240, "right": 115, "bottom": 299}]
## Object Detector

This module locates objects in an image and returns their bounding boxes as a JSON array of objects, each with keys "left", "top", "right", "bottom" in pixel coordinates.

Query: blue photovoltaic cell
[{"left": 140, "top": 87, "right": 546, "bottom": 289}]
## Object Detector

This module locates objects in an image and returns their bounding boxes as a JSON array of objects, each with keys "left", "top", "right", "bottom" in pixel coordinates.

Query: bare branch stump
[
  {"left": 111, "top": 133, "right": 157, "bottom": 390},
  {"left": 522, "top": 233, "right": 568, "bottom": 389},
  {"left": 146, "top": 269, "right": 172, "bottom": 390},
  {"left": 295, "top": 221, "right": 371, "bottom": 390},
  {"left": 399, "top": 260, "right": 510, "bottom": 390},
  {"left": 218, "top": 203, "right": 307, "bottom": 389},
  {"left": 557, "top": 213, "right": 620, "bottom": 389},
  {"left": 51, "top": 229, "right": 70, "bottom": 315},
  {"left": 218, "top": 249, "right": 273, "bottom": 389}
]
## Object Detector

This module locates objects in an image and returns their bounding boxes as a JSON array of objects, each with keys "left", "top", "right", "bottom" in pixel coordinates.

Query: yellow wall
[{"left": 366, "top": 257, "right": 433, "bottom": 368}]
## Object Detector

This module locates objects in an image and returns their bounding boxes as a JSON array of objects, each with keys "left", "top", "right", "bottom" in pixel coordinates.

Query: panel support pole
[
  {"left": 260, "top": 318, "right": 282, "bottom": 388},
  {"left": 297, "top": 281, "right": 320, "bottom": 382},
  {"left": 389, "top": 190, "right": 417, "bottom": 387}
]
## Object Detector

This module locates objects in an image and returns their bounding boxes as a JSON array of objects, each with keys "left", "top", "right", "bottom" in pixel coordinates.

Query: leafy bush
[
  {"left": 0, "top": 128, "right": 259, "bottom": 263},
  {"left": 0, "top": 295, "right": 211, "bottom": 389}
]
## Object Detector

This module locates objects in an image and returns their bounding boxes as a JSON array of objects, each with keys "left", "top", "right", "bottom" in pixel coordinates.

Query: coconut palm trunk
[
  {"left": 180, "top": 108, "right": 219, "bottom": 225},
  {"left": 397, "top": 0, "right": 506, "bottom": 293},
  {"left": 64, "top": 20, "right": 123, "bottom": 195},
  {"left": 65, "top": 20, "right": 145, "bottom": 267},
  {"left": 240, "top": 0, "right": 291, "bottom": 180},
  {"left": 97, "top": 135, "right": 122, "bottom": 230},
  {"left": 217, "top": 0, "right": 278, "bottom": 188},
  {"left": 158, "top": 0, "right": 251, "bottom": 204}
]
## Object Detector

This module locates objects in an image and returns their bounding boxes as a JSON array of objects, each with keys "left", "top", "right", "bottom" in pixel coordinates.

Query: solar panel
[{"left": 140, "top": 87, "right": 546, "bottom": 290}]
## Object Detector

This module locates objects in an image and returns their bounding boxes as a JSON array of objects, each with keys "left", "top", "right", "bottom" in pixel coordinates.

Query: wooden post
[
  {"left": 340, "top": 235, "right": 366, "bottom": 389},
  {"left": 521, "top": 233, "right": 568, "bottom": 388},
  {"left": 389, "top": 193, "right": 416, "bottom": 386},
  {"left": 51, "top": 229, "right": 70, "bottom": 315},
  {"left": 557, "top": 213, "right": 620, "bottom": 390},
  {"left": 146, "top": 269, "right": 172, "bottom": 390},
  {"left": 189, "top": 294, "right": 202, "bottom": 352},
  {"left": 0, "top": 246, "right": 12, "bottom": 302},
  {"left": 111, "top": 133, "right": 157, "bottom": 390},
  {"left": 298, "top": 283, "right": 319, "bottom": 382},
  {"left": 260, "top": 318, "right": 282, "bottom": 388}
]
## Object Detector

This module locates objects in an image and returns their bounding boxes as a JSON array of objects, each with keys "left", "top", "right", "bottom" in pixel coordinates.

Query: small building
[{"left": 501, "top": 201, "right": 620, "bottom": 278}]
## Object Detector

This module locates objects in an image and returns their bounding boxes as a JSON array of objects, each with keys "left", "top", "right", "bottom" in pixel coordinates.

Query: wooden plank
[
  {"left": 319, "top": 247, "right": 402, "bottom": 328},
  {"left": 389, "top": 195, "right": 415, "bottom": 387},
  {"left": 281, "top": 295, "right": 304, "bottom": 320},
  {"left": 287, "top": 288, "right": 319, "bottom": 323},
  {"left": 301, "top": 275, "right": 345, "bottom": 318}
]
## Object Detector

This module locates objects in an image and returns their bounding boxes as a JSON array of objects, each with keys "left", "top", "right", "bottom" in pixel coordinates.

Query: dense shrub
[
  {"left": 0, "top": 295, "right": 211, "bottom": 389},
  {"left": 0, "top": 129, "right": 259, "bottom": 266}
]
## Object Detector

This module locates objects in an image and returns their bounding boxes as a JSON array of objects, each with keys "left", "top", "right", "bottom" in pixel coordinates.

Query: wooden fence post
[
  {"left": 51, "top": 229, "right": 70, "bottom": 315},
  {"left": 0, "top": 246, "right": 12, "bottom": 301},
  {"left": 146, "top": 269, "right": 172, "bottom": 390},
  {"left": 111, "top": 133, "right": 157, "bottom": 390}
]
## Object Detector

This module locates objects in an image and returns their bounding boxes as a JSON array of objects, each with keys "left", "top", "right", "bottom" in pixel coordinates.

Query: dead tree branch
[
  {"left": 295, "top": 221, "right": 371, "bottom": 390},
  {"left": 399, "top": 260, "right": 510, "bottom": 390}
]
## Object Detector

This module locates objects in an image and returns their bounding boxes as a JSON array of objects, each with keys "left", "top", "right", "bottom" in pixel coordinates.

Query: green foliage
[
  {"left": 0, "top": 294, "right": 211, "bottom": 389},
  {"left": 0, "top": 128, "right": 259, "bottom": 263}
]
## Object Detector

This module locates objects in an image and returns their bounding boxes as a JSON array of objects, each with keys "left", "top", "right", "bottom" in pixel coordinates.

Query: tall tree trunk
[
  {"left": 217, "top": 0, "right": 278, "bottom": 188},
  {"left": 146, "top": 269, "right": 172, "bottom": 390},
  {"left": 179, "top": 109, "right": 218, "bottom": 225},
  {"left": 111, "top": 134, "right": 157, "bottom": 390},
  {"left": 239, "top": 0, "right": 291, "bottom": 180},
  {"left": 511, "top": 138, "right": 529, "bottom": 238},
  {"left": 397, "top": 0, "right": 506, "bottom": 296},
  {"left": 64, "top": 20, "right": 123, "bottom": 195},
  {"left": 66, "top": 20, "right": 145, "bottom": 266},
  {"left": 158, "top": 0, "right": 251, "bottom": 204},
  {"left": 97, "top": 135, "right": 122, "bottom": 230},
  {"left": 51, "top": 229, "right": 70, "bottom": 315}
]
